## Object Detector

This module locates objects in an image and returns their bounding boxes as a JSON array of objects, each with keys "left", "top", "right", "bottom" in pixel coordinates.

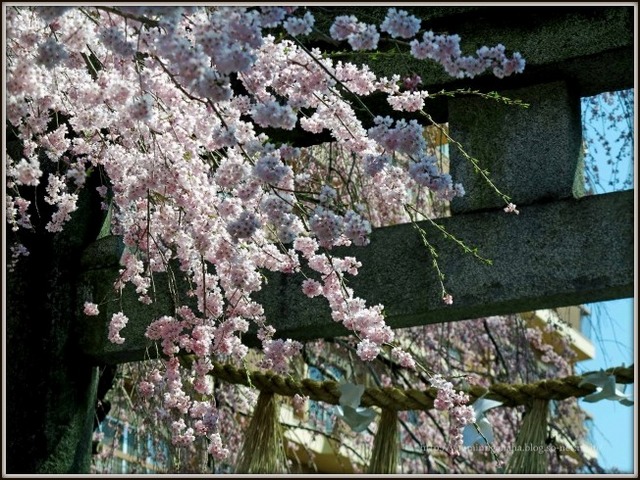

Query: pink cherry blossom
[
  {"left": 302, "top": 279, "right": 323, "bottom": 298},
  {"left": 5, "top": 6, "right": 535, "bottom": 461},
  {"left": 504, "top": 202, "right": 520, "bottom": 214},
  {"left": 283, "top": 11, "right": 315, "bottom": 37},
  {"left": 83, "top": 302, "right": 100, "bottom": 316},
  {"left": 380, "top": 8, "right": 421, "bottom": 39},
  {"left": 108, "top": 312, "right": 129, "bottom": 345}
]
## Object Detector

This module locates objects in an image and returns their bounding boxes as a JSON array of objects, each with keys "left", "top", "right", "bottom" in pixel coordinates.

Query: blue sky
[
  {"left": 578, "top": 298, "right": 634, "bottom": 472},
  {"left": 575, "top": 90, "right": 636, "bottom": 473}
]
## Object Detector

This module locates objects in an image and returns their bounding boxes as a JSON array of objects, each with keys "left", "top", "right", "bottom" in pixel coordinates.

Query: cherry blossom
[
  {"left": 108, "top": 312, "right": 129, "bottom": 345},
  {"left": 83, "top": 302, "right": 100, "bottom": 316},
  {"left": 380, "top": 8, "right": 421, "bottom": 39},
  {"left": 503, "top": 202, "right": 520, "bottom": 214},
  {"left": 5, "top": 5, "right": 530, "bottom": 460}
]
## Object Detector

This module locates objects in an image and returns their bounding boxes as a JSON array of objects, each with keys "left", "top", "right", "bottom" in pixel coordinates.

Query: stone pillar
[
  {"left": 5, "top": 147, "right": 105, "bottom": 473},
  {"left": 448, "top": 81, "right": 584, "bottom": 213}
]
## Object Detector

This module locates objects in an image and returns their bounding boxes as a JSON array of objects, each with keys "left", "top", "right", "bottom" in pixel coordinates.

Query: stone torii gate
[{"left": 5, "top": 5, "right": 634, "bottom": 474}]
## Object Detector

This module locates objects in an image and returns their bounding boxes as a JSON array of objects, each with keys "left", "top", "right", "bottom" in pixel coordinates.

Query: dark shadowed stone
[{"left": 6, "top": 174, "right": 105, "bottom": 473}]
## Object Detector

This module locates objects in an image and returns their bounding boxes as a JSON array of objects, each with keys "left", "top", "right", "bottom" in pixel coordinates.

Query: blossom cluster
[
  {"left": 328, "top": 9, "right": 525, "bottom": 79},
  {"left": 410, "top": 32, "right": 526, "bottom": 79},
  {"left": 431, "top": 375, "right": 476, "bottom": 456}
]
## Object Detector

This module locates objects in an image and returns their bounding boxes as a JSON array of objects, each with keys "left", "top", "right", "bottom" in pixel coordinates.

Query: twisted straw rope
[{"left": 190, "top": 357, "right": 633, "bottom": 411}]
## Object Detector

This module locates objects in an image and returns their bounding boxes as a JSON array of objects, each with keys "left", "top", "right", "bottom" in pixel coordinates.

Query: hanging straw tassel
[
  {"left": 505, "top": 398, "right": 550, "bottom": 474},
  {"left": 367, "top": 408, "right": 399, "bottom": 474},
  {"left": 235, "top": 391, "right": 287, "bottom": 474}
]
